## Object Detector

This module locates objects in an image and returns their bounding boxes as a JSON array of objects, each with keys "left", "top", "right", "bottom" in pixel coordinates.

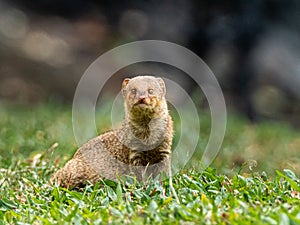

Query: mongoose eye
[
  {"left": 131, "top": 89, "right": 137, "bottom": 94},
  {"left": 148, "top": 89, "right": 154, "bottom": 94}
]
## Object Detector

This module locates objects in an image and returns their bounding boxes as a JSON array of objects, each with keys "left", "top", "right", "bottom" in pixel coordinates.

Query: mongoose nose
[
  {"left": 139, "top": 96, "right": 146, "bottom": 100},
  {"left": 138, "top": 95, "right": 147, "bottom": 104}
]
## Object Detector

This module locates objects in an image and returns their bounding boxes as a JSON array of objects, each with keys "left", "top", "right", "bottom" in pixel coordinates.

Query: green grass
[{"left": 0, "top": 102, "right": 300, "bottom": 224}]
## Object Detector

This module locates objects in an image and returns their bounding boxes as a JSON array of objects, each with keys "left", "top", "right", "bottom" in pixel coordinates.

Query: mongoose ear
[
  {"left": 122, "top": 78, "right": 131, "bottom": 96},
  {"left": 156, "top": 77, "right": 166, "bottom": 96}
]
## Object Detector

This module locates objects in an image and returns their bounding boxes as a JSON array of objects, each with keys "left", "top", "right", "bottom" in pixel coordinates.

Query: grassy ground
[{"left": 0, "top": 102, "right": 300, "bottom": 224}]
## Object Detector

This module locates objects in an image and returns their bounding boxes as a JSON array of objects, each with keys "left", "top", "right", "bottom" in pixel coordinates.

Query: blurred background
[
  {"left": 0, "top": 0, "right": 300, "bottom": 124},
  {"left": 0, "top": 0, "right": 300, "bottom": 174}
]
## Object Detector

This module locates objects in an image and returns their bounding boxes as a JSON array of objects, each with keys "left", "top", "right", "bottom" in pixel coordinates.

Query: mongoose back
[{"left": 51, "top": 76, "right": 173, "bottom": 188}]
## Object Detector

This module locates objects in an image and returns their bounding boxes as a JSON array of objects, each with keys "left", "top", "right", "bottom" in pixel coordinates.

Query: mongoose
[{"left": 51, "top": 76, "right": 173, "bottom": 189}]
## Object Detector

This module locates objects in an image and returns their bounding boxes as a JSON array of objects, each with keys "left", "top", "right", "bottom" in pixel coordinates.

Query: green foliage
[
  {"left": 0, "top": 102, "right": 300, "bottom": 224},
  {"left": 1, "top": 158, "right": 300, "bottom": 224}
]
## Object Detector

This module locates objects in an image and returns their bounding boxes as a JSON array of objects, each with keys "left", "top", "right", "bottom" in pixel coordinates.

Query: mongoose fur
[{"left": 51, "top": 76, "right": 173, "bottom": 189}]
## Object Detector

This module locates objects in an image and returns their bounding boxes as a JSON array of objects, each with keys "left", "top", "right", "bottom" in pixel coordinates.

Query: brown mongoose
[{"left": 51, "top": 76, "right": 173, "bottom": 189}]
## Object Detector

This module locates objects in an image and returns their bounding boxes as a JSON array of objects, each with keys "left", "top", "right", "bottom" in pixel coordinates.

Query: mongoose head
[{"left": 122, "top": 76, "right": 167, "bottom": 118}]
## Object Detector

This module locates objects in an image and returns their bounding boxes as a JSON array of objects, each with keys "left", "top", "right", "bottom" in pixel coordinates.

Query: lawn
[{"left": 0, "top": 102, "right": 300, "bottom": 224}]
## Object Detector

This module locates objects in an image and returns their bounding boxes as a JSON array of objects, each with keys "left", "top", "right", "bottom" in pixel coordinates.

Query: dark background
[{"left": 1, "top": 0, "right": 300, "bottom": 125}]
